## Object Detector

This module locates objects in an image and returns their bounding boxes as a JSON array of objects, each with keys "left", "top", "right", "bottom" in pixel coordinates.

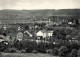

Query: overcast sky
[{"left": 0, "top": 0, "right": 80, "bottom": 10}]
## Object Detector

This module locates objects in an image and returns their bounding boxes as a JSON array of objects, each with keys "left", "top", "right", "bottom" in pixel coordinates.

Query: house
[
  {"left": 68, "top": 22, "right": 73, "bottom": 25},
  {"left": 24, "top": 31, "right": 32, "bottom": 37},
  {"left": 0, "top": 34, "right": 10, "bottom": 42},
  {"left": 36, "top": 30, "right": 53, "bottom": 38},
  {"left": 23, "top": 30, "right": 33, "bottom": 40},
  {"left": 0, "top": 34, "right": 6, "bottom": 42}
]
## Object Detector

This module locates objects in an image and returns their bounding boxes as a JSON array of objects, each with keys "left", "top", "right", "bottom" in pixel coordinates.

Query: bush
[
  {"left": 12, "top": 40, "right": 38, "bottom": 53},
  {"left": 59, "top": 46, "right": 68, "bottom": 57},
  {"left": 37, "top": 42, "right": 48, "bottom": 53},
  {"left": 22, "top": 40, "right": 37, "bottom": 53},
  {"left": 46, "top": 49, "right": 53, "bottom": 54},
  {"left": 70, "top": 43, "right": 79, "bottom": 50},
  {"left": 53, "top": 48, "right": 59, "bottom": 56},
  {"left": 78, "top": 49, "right": 80, "bottom": 57},
  {"left": 70, "top": 49, "right": 78, "bottom": 57},
  {"left": 14, "top": 41, "right": 23, "bottom": 50},
  {"left": 0, "top": 42, "right": 8, "bottom": 52},
  {"left": 5, "top": 48, "right": 17, "bottom": 53},
  {"left": 21, "top": 50, "right": 26, "bottom": 53},
  {"left": 31, "top": 50, "right": 38, "bottom": 54}
]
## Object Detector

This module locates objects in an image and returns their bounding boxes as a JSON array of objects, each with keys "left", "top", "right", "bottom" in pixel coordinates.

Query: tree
[
  {"left": 53, "top": 47, "right": 59, "bottom": 56},
  {"left": 59, "top": 46, "right": 68, "bottom": 57},
  {"left": 78, "top": 49, "right": 80, "bottom": 57},
  {"left": 53, "top": 29, "right": 66, "bottom": 40},
  {"left": 75, "top": 19, "right": 79, "bottom": 25},
  {"left": 24, "top": 25, "right": 29, "bottom": 30},
  {"left": 2, "top": 33, "right": 7, "bottom": 36},
  {"left": 70, "top": 49, "right": 78, "bottom": 57}
]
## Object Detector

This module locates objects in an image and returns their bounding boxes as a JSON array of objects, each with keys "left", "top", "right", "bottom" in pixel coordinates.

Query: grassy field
[{"left": 0, "top": 53, "right": 59, "bottom": 57}]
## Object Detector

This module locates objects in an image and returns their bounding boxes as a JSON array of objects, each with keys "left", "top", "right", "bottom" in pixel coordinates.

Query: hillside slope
[{"left": 0, "top": 9, "right": 80, "bottom": 20}]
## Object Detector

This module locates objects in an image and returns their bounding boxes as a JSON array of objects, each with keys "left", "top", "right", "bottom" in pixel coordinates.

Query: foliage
[
  {"left": 59, "top": 46, "right": 68, "bottom": 57},
  {"left": 37, "top": 42, "right": 48, "bottom": 53},
  {"left": 53, "top": 48, "right": 59, "bottom": 56},
  {"left": 5, "top": 48, "right": 17, "bottom": 53},
  {"left": 70, "top": 49, "right": 78, "bottom": 57},
  {"left": 31, "top": 50, "right": 38, "bottom": 54},
  {"left": 78, "top": 49, "right": 80, "bottom": 56},
  {"left": 0, "top": 42, "right": 8, "bottom": 52},
  {"left": 24, "top": 25, "right": 29, "bottom": 30},
  {"left": 46, "top": 49, "right": 53, "bottom": 54},
  {"left": 22, "top": 40, "right": 37, "bottom": 53},
  {"left": 69, "top": 43, "right": 79, "bottom": 50},
  {"left": 53, "top": 29, "right": 66, "bottom": 40}
]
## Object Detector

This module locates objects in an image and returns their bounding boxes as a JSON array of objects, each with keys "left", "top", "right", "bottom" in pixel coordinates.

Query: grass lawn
[{"left": 1, "top": 53, "right": 59, "bottom": 57}]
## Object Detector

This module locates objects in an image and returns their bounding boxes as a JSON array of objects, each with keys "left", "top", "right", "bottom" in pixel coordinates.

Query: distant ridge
[{"left": 0, "top": 9, "right": 80, "bottom": 20}]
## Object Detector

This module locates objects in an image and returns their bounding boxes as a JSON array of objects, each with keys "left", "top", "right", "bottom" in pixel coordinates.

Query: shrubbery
[
  {"left": 37, "top": 42, "right": 47, "bottom": 53},
  {"left": 53, "top": 48, "right": 59, "bottom": 56},
  {"left": 0, "top": 42, "right": 8, "bottom": 52},
  {"left": 5, "top": 48, "right": 17, "bottom": 53},
  {"left": 78, "top": 49, "right": 80, "bottom": 57},
  {"left": 59, "top": 46, "right": 68, "bottom": 57},
  {"left": 70, "top": 49, "right": 78, "bottom": 57},
  {"left": 0, "top": 35, "right": 80, "bottom": 57}
]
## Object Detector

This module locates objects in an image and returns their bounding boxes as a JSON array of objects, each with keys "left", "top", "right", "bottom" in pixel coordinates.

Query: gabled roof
[
  {"left": 37, "top": 29, "right": 53, "bottom": 33},
  {"left": 24, "top": 30, "right": 33, "bottom": 37}
]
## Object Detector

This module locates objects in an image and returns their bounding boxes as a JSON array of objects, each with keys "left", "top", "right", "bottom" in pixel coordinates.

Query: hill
[{"left": 0, "top": 9, "right": 80, "bottom": 21}]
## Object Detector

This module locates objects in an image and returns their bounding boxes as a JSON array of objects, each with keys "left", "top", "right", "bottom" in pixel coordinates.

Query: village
[
  {"left": 0, "top": 15, "right": 80, "bottom": 57},
  {"left": 0, "top": 0, "right": 80, "bottom": 56},
  {"left": 0, "top": 15, "right": 79, "bottom": 43}
]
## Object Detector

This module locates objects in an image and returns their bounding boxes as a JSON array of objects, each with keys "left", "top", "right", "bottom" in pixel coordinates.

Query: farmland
[{"left": 1, "top": 53, "right": 59, "bottom": 57}]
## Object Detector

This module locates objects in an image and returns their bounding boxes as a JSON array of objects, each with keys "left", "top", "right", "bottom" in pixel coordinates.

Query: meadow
[{"left": 0, "top": 53, "right": 59, "bottom": 57}]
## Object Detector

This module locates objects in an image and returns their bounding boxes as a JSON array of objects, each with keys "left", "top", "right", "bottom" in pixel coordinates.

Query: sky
[{"left": 0, "top": 0, "right": 80, "bottom": 10}]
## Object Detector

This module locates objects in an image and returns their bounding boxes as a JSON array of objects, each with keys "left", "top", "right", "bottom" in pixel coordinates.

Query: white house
[
  {"left": 36, "top": 31, "right": 43, "bottom": 36},
  {"left": 36, "top": 30, "right": 53, "bottom": 38},
  {"left": 68, "top": 22, "right": 73, "bottom": 24}
]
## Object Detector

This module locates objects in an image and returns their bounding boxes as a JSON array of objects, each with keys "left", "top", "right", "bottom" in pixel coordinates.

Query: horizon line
[{"left": 0, "top": 8, "right": 80, "bottom": 10}]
